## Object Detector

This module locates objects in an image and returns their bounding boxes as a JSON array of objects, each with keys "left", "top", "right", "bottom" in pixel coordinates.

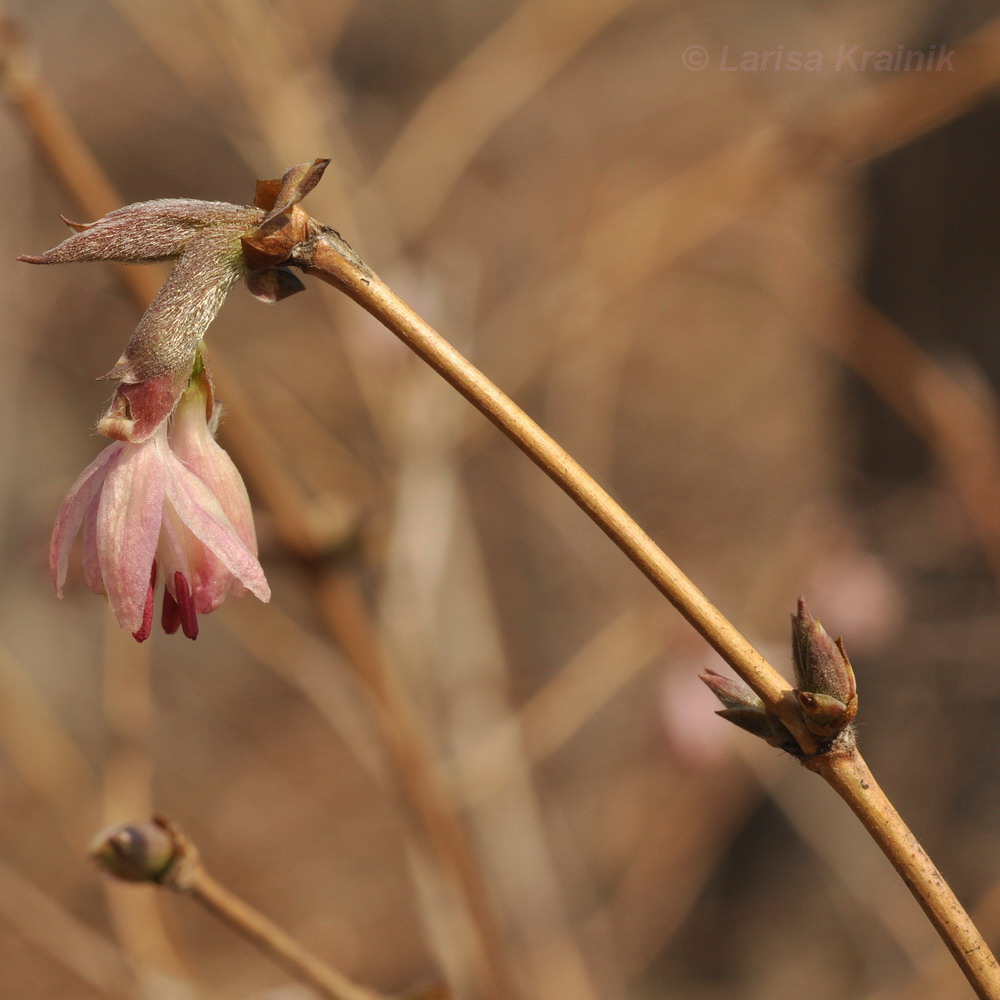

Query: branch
[
  {"left": 291, "top": 225, "right": 1000, "bottom": 1000},
  {"left": 90, "top": 816, "right": 391, "bottom": 1000},
  {"left": 291, "top": 226, "right": 819, "bottom": 755},
  {"left": 806, "top": 750, "right": 1000, "bottom": 998}
]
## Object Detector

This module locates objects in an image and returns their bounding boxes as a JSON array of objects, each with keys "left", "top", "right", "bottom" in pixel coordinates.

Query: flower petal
[
  {"left": 169, "top": 396, "right": 259, "bottom": 554},
  {"left": 50, "top": 442, "right": 125, "bottom": 596},
  {"left": 81, "top": 494, "right": 105, "bottom": 595},
  {"left": 96, "top": 439, "right": 168, "bottom": 632},
  {"left": 156, "top": 501, "right": 195, "bottom": 590},
  {"left": 163, "top": 455, "right": 270, "bottom": 605}
]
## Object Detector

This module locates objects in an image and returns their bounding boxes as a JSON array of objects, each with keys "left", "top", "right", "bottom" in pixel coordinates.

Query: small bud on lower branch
[
  {"left": 88, "top": 815, "right": 388, "bottom": 999},
  {"left": 89, "top": 818, "right": 179, "bottom": 884}
]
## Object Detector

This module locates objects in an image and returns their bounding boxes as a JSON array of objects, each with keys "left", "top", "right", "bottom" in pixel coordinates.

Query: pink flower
[{"left": 50, "top": 377, "right": 270, "bottom": 641}]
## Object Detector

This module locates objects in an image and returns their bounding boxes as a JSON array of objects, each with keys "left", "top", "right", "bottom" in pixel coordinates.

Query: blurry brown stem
[
  {"left": 293, "top": 226, "right": 1000, "bottom": 1000},
  {"left": 0, "top": 18, "right": 165, "bottom": 307},
  {"left": 143, "top": 817, "right": 385, "bottom": 1000},
  {"left": 189, "top": 873, "right": 384, "bottom": 1000},
  {"left": 314, "top": 567, "right": 516, "bottom": 1000}
]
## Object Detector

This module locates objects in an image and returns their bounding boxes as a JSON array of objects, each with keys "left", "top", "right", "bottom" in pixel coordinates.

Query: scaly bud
[
  {"left": 89, "top": 815, "right": 200, "bottom": 892},
  {"left": 791, "top": 598, "right": 858, "bottom": 740},
  {"left": 700, "top": 668, "right": 796, "bottom": 750},
  {"left": 241, "top": 158, "right": 330, "bottom": 289}
]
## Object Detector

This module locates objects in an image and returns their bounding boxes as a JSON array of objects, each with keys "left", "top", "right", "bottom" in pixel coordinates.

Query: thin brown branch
[
  {"left": 189, "top": 869, "right": 384, "bottom": 1000},
  {"left": 804, "top": 749, "right": 1000, "bottom": 1000},
  {"left": 294, "top": 227, "right": 817, "bottom": 753},
  {"left": 293, "top": 226, "right": 1000, "bottom": 1000}
]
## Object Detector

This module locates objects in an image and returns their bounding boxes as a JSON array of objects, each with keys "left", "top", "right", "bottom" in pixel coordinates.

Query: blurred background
[{"left": 3, "top": 1, "right": 1000, "bottom": 998}]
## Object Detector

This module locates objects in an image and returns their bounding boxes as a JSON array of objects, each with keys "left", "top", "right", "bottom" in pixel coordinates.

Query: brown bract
[
  {"left": 18, "top": 158, "right": 330, "bottom": 440},
  {"left": 242, "top": 158, "right": 330, "bottom": 301}
]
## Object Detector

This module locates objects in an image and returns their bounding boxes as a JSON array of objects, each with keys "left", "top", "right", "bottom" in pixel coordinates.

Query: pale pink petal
[
  {"left": 157, "top": 454, "right": 232, "bottom": 614},
  {"left": 50, "top": 442, "right": 125, "bottom": 596},
  {"left": 168, "top": 394, "right": 258, "bottom": 606},
  {"left": 183, "top": 541, "right": 242, "bottom": 614},
  {"left": 162, "top": 455, "right": 270, "bottom": 605},
  {"left": 169, "top": 404, "right": 258, "bottom": 554},
  {"left": 81, "top": 494, "right": 105, "bottom": 594},
  {"left": 96, "top": 440, "right": 167, "bottom": 632}
]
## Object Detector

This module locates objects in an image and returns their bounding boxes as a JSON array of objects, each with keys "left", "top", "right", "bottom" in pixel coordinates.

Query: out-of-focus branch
[
  {"left": 0, "top": 860, "right": 135, "bottom": 999},
  {"left": 90, "top": 816, "right": 388, "bottom": 1000},
  {"left": 768, "top": 235, "right": 1000, "bottom": 587},
  {"left": 0, "top": 16, "right": 165, "bottom": 306}
]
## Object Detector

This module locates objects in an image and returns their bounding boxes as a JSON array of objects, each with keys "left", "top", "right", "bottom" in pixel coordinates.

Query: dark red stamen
[
  {"left": 131, "top": 561, "right": 157, "bottom": 643},
  {"left": 161, "top": 588, "right": 181, "bottom": 635},
  {"left": 173, "top": 571, "right": 199, "bottom": 640}
]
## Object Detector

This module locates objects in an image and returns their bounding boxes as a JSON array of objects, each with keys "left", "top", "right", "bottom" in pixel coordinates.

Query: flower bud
[
  {"left": 89, "top": 820, "right": 176, "bottom": 883},
  {"left": 700, "top": 668, "right": 795, "bottom": 750},
  {"left": 791, "top": 598, "right": 858, "bottom": 740}
]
